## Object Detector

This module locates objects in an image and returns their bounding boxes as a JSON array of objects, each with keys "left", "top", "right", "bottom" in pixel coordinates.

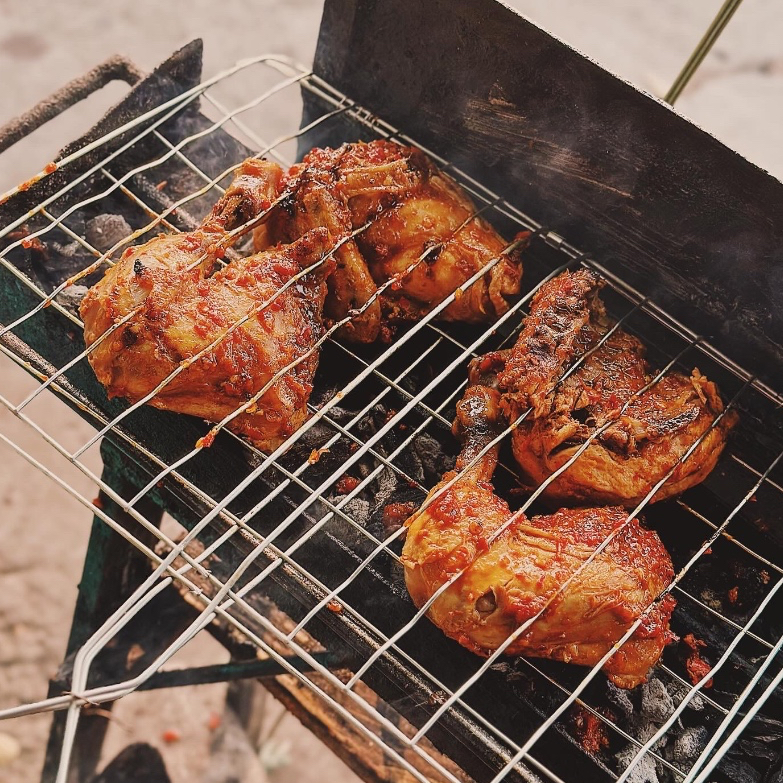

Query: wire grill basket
[{"left": 1, "top": 27, "right": 783, "bottom": 783}]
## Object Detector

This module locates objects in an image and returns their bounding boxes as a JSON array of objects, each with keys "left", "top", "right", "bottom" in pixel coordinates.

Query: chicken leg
[
  {"left": 402, "top": 379, "right": 676, "bottom": 688},
  {"left": 497, "top": 270, "right": 737, "bottom": 506},
  {"left": 258, "top": 141, "right": 525, "bottom": 342},
  {"left": 81, "top": 158, "right": 335, "bottom": 451}
]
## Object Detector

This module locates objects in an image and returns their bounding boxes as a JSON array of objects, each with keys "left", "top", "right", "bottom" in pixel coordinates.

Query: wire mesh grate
[{"left": 1, "top": 54, "right": 783, "bottom": 783}]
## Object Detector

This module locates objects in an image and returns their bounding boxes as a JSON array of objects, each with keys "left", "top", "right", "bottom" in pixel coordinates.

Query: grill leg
[{"left": 40, "top": 441, "right": 163, "bottom": 783}]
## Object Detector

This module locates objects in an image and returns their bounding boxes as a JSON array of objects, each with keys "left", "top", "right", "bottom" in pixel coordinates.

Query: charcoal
[
  {"left": 51, "top": 240, "right": 82, "bottom": 258},
  {"left": 372, "top": 466, "right": 402, "bottom": 511},
  {"left": 85, "top": 214, "right": 132, "bottom": 253},
  {"left": 413, "top": 431, "right": 455, "bottom": 483},
  {"left": 397, "top": 443, "right": 425, "bottom": 483},
  {"left": 640, "top": 678, "right": 675, "bottom": 723},
  {"left": 670, "top": 726, "right": 709, "bottom": 764},
  {"left": 341, "top": 497, "right": 371, "bottom": 527},
  {"left": 634, "top": 720, "right": 668, "bottom": 749},
  {"left": 668, "top": 680, "right": 706, "bottom": 712},
  {"left": 54, "top": 284, "right": 88, "bottom": 315},
  {"left": 736, "top": 739, "right": 779, "bottom": 763},
  {"left": 616, "top": 745, "right": 659, "bottom": 783},
  {"left": 606, "top": 681, "right": 635, "bottom": 718},
  {"left": 767, "top": 760, "right": 783, "bottom": 783},
  {"left": 357, "top": 404, "right": 387, "bottom": 438},
  {"left": 716, "top": 757, "right": 761, "bottom": 783}
]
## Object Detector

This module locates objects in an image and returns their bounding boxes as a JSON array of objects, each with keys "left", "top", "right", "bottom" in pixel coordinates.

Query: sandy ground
[{"left": 0, "top": 1, "right": 782, "bottom": 781}]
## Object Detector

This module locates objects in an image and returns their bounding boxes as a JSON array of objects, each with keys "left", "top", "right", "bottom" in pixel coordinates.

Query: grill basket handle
[{"left": 0, "top": 55, "right": 144, "bottom": 156}]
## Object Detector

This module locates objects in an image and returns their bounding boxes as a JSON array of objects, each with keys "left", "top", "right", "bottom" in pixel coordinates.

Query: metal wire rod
[
  {"left": 0, "top": 55, "right": 306, "bottom": 213},
  {"left": 665, "top": 0, "right": 746, "bottom": 105},
  {"left": 689, "top": 637, "right": 783, "bottom": 782}
]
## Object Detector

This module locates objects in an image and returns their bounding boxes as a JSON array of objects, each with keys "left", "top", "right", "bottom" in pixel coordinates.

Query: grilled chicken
[
  {"left": 81, "top": 158, "right": 335, "bottom": 452},
  {"left": 402, "top": 381, "right": 676, "bottom": 688},
  {"left": 256, "top": 140, "right": 525, "bottom": 342},
  {"left": 497, "top": 270, "right": 737, "bottom": 507}
]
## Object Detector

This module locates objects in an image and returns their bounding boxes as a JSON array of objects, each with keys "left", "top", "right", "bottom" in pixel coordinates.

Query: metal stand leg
[{"left": 41, "top": 441, "right": 163, "bottom": 783}]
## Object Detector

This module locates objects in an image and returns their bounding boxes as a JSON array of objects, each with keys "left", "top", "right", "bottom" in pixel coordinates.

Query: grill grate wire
[{"left": 1, "top": 55, "right": 782, "bottom": 783}]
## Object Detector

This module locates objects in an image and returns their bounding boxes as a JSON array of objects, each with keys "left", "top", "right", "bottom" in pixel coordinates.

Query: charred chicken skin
[
  {"left": 256, "top": 140, "right": 525, "bottom": 342},
  {"left": 402, "top": 381, "right": 676, "bottom": 688},
  {"left": 81, "top": 158, "right": 335, "bottom": 452},
  {"left": 497, "top": 270, "right": 737, "bottom": 507}
]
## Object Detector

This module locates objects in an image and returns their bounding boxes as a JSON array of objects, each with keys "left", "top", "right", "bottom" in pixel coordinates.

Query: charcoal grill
[{"left": 2, "top": 1, "right": 783, "bottom": 782}]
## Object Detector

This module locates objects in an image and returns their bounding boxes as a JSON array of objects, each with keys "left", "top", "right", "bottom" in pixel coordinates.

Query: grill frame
[{"left": 0, "top": 5, "right": 782, "bottom": 783}]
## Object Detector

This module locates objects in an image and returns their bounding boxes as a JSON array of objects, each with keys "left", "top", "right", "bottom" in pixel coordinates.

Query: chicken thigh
[
  {"left": 257, "top": 141, "right": 525, "bottom": 342},
  {"left": 402, "top": 381, "right": 676, "bottom": 688},
  {"left": 81, "top": 158, "right": 334, "bottom": 452},
  {"left": 497, "top": 270, "right": 737, "bottom": 507}
]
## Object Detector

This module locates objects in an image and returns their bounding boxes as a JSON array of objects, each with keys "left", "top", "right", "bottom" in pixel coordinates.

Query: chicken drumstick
[
  {"left": 81, "top": 158, "right": 334, "bottom": 452},
  {"left": 402, "top": 380, "right": 676, "bottom": 689}
]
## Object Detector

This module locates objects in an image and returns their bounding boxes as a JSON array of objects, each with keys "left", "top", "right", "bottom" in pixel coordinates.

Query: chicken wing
[
  {"left": 497, "top": 270, "right": 737, "bottom": 507},
  {"left": 81, "top": 158, "right": 335, "bottom": 452},
  {"left": 402, "top": 382, "right": 676, "bottom": 688},
  {"left": 257, "top": 141, "right": 525, "bottom": 342}
]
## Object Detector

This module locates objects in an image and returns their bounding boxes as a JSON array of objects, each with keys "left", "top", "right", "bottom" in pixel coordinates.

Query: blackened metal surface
[
  {"left": 0, "top": 40, "right": 204, "bottom": 225},
  {"left": 313, "top": 0, "right": 783, "bottom": 394}
]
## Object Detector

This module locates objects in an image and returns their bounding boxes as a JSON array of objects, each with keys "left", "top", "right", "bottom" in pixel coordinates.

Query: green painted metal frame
[{"left": 40, "top": 437, "right": 351, "bottom": 782}]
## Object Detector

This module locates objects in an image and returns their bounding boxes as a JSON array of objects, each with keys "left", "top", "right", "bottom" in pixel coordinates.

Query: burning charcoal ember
[
  {"left": 669, "top": 725, "right": 709, "bottom": 764},
  {"left": 616, "top": 745, "right": 659, "bottom": 783},
  {"left": 85, "top": 214, "right": 132, "bottom": 253},
  {"left": 54, "top": 284, "right": 88, "bottom": 315},
  {"left": 640, "top": 678, "right": 675, "bottom": 723}
]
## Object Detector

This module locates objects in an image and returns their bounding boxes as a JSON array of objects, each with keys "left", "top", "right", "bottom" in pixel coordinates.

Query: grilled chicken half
[
  {"left": 402, "top": 381, "right": 676, "bottom": 689},
  {"left": 81, "top": 158, "right": 334, "bottom": 452},
  {"left": 256, "top": 140, "right": 525, "bottom": 342},
  {"left": 497, "top": 270, "right": 737, "bottom": 507}
]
